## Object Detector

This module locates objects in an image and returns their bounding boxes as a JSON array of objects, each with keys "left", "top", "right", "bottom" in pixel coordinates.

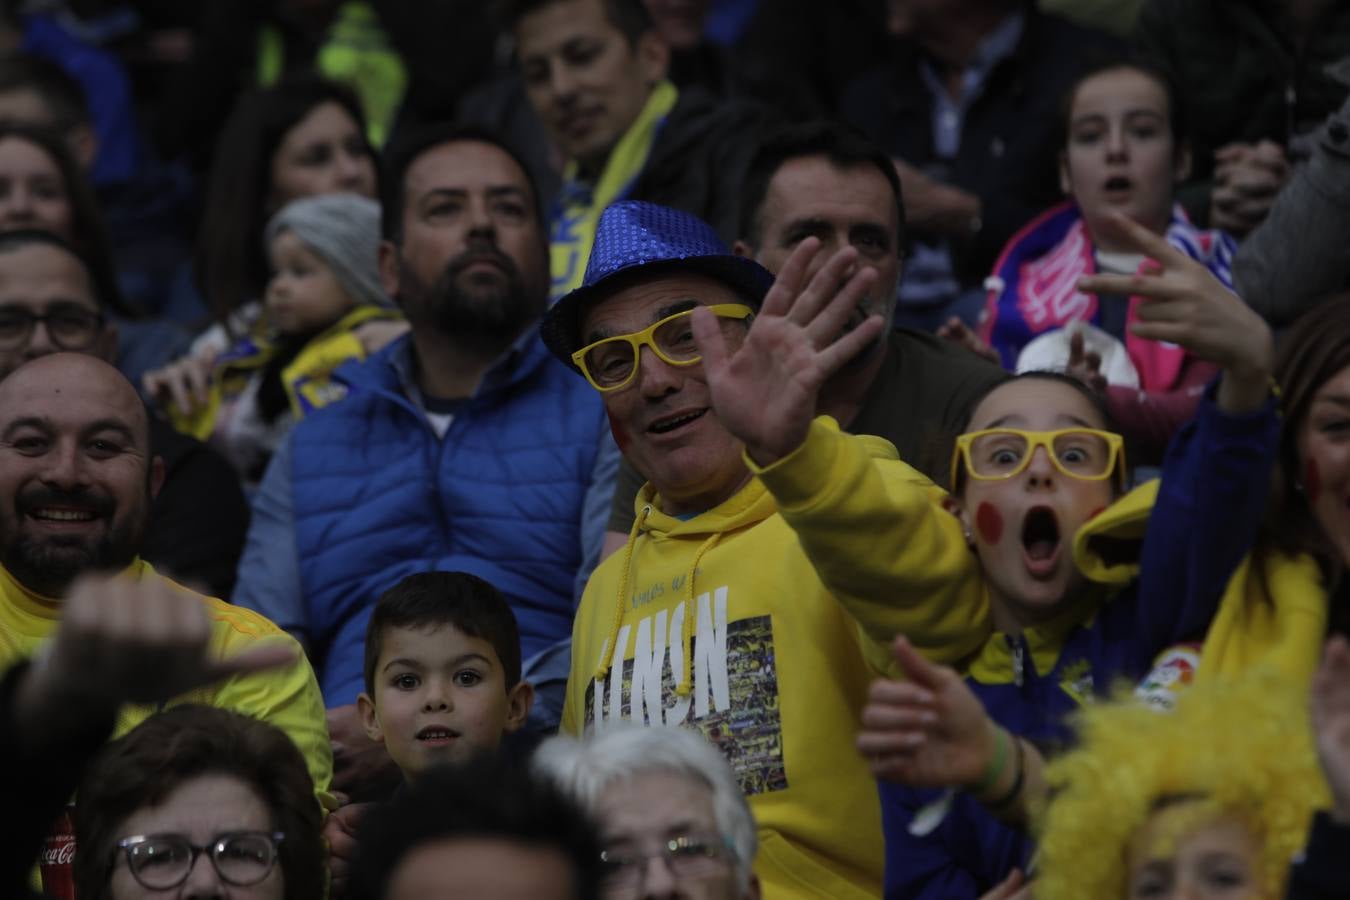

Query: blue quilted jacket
[{"left": 290, "top": 333, "right": 604, "bottom": 703}]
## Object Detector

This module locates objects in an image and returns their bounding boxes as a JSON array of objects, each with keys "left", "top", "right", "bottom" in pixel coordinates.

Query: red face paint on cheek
[
  {"left": 1304, "top": 457, "right": 1322, "bottom": 504},
  {"left": 975, "top": 502, "right": 1004, "bottom": 545},
  {"left": 607, "top": 412, "right": 631, "bottom": 453}
]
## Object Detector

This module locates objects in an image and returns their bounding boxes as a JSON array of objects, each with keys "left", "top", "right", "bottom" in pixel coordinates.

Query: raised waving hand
[{"left": 691, "top": 237, "right": 883, "bottom": 465}]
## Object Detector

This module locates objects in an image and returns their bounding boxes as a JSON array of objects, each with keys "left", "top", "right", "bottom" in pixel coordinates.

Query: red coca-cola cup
[{"left": 38, "top": 806, "right": 76, "bottom": 900}]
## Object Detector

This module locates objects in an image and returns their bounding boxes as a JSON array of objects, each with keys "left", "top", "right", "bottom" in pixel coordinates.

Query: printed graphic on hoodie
[{"left": 583, "top": 586, "right": 787, "bottom": 796}]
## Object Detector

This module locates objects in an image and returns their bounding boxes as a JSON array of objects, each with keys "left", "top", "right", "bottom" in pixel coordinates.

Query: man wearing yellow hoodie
[{"left": 540, "top": 200, "right": 991, "bottom": 898}]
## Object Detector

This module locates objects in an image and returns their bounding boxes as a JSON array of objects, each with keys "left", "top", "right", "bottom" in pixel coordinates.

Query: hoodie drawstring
[
  {"left": 676, "top": 532, "right": 722, "bottom": 697},
  {"left": 593, "top": 507, "right": 723, "bottom": 703},
  {"left": 596, "top": 504, "right": 651, "bottom": 679}
]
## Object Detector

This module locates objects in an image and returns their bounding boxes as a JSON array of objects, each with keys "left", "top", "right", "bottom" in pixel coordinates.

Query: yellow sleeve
[
  {"left": 749, "top": 417, "right": 989, "bottom": 671},
  {"left": 205, "top": 619, "right": 335, "bottom": 801}
]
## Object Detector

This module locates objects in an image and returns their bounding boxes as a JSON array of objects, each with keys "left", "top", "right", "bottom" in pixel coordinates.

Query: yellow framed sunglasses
[
  {"left": 950, "top": 428, "right": 1127, "bottom": 492},
  {"left": 571, "top": 303, "right": 754, "bottom": 393}
]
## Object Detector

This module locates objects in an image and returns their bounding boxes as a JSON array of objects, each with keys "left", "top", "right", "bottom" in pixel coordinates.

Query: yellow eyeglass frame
[
  {"left": 571, "top": 303, "right": 754, "bottom": 393},
  {"left": 949, "top": 427, "right": 1127, "bottom": 492}
]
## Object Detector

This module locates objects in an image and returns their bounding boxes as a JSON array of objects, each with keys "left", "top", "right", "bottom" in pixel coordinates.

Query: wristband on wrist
[
  {"left": 970, "top": 726, "right": 1009, "bottom": 797},
  {"left": 987, "top": 735, "right": 1027, "bottom": 811}
]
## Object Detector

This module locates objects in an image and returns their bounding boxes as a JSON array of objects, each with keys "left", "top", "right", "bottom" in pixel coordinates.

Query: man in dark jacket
[
  {"left": 503, "top": 0, "right": 767, "bottom": 298},
  {"left": 840, "top": 0, "right": 1117, "bottom": 330}
]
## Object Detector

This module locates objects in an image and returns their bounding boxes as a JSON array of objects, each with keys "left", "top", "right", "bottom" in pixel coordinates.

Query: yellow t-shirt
[{"left": 0, "top": 559, "right": 333, "bottom": 798}]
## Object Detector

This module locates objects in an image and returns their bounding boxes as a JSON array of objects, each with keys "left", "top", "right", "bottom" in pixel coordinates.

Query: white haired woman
[{"left": 535, "top": 724, "right": 761, "bottom": 900}]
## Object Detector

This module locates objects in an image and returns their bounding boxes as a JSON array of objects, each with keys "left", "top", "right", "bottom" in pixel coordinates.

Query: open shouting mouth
[{"left": 1020, "top": 506, "right": 1062, "bottom": 579}]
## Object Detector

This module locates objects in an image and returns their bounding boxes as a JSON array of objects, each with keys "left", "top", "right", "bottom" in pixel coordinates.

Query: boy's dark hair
[
  {"left": 0, "top": 53, "right": 89, "bottom": 134},
  {"left": 74, "top": 705, "right": 324, "bottom": 900},
  {"left": 738, "top": 121, "right": 906, "bottom": 250},
  {"left": 378, "top": 123, "right": 544, "bottom": 244},
  {"left": 350, "top": 755, "right": 603, "bottom": 900},
  {"left": 495, "top": 0, "right": 652, "bottom": 43},
  {"left": 363, "top": 572, "right": 523, "bottom": 696}
]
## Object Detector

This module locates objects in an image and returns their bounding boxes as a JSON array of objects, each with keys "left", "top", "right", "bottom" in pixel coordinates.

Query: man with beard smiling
[
  {"left": 232, "top": 125, "right": 613, "bottom": 800},
  {"left": 0, "top": 352, "right": 332, "bottom": 796}
]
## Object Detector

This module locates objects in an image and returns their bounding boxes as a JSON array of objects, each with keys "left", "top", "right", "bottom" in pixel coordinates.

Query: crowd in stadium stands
[{"left": 1, "top": 1, "right": 1350, "bottom": 898}]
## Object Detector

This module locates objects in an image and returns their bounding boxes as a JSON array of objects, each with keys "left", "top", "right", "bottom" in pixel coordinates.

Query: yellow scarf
[{"left": 549, "top": 80, "right": 680, "bottom": 299}]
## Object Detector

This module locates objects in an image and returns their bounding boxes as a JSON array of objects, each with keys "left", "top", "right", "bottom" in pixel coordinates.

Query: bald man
[
  {"left": 0, "top": 229, "right": 248, "bottom": 597},
  {"left": 0, "top": 354, "right": 332, "bottom": 796}
]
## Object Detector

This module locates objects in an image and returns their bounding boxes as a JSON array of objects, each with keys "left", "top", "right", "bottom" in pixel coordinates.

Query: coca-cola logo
[{"left": 41, "top": 839, "right": 75, "bottom": 867}]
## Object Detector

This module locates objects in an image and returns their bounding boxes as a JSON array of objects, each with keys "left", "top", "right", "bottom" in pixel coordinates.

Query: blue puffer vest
[{"left": 289, "top": 333, "right": 604, "bottom": 704}]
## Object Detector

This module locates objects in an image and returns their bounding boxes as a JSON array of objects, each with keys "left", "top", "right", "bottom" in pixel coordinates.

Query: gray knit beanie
[{"left": 265, "top": 193, "right": 390, "bottom": 309}]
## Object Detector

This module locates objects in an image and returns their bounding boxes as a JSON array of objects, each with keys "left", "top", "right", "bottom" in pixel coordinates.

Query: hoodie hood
[{"left": 1072, "top": 478, "right": 1160, "bottom": 586}]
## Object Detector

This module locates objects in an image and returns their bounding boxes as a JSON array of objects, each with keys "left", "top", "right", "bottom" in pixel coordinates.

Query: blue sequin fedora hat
[{"left": 540, "top": 201, "right": 775, "bottom": 371}]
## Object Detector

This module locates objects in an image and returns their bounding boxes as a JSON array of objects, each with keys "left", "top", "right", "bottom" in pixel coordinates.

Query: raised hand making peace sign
[
  {"left": 691, "top": 237, "right": 884, "bottom": 466},
  {"left": 1076, "top": 211, "right": 1274, "bottom": 414}
]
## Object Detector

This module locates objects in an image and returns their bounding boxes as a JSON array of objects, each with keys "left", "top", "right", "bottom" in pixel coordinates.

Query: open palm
[{"left": 691, "top": 237, "right": 884, "bottom": 465}]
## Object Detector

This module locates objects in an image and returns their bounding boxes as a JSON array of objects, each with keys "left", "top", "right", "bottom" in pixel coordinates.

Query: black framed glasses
[
  {"left": 114, "top": 831, "right": 285, "bottom": 890},
  {"left": 599, "top": 834, "right": 735, "bottom": 892},
  {"left": 0, "top": 304, "right": 104, "bottom": 350}
]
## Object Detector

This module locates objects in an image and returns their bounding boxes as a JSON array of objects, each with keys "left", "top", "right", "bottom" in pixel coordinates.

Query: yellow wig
[{"left": 1034, "top": 671, "right": 1329, "bottom": 899}]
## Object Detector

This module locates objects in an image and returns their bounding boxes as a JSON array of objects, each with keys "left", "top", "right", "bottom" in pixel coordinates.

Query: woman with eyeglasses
[
  {"left": 73, "top": 704, "right": 323, "bottom": 900},
  {"left": 851, "top": 213, "right": 1280, "bottom": 900}
]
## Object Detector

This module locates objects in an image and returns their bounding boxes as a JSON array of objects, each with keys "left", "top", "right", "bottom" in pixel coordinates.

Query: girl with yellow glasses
[{"left": 856, "top": 215, "right": 1282, "bottom": 900}]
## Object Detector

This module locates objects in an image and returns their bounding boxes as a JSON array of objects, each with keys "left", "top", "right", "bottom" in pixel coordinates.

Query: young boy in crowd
[{"left": 356, "top": 572, "right": 535, "bottom": 782}]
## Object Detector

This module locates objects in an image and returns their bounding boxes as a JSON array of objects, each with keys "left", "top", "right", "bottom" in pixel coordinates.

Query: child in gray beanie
[{"left": 163, "top": 192, "right": 406, "bottom": 484}]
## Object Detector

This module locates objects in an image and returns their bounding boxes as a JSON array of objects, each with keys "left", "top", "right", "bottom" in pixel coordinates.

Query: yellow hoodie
[
  {"left": 562, "top": 418, "right": 989, "bottom": 897},
  {"left": 0, "top": 559, "right": 334, "bottom": 800}
]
